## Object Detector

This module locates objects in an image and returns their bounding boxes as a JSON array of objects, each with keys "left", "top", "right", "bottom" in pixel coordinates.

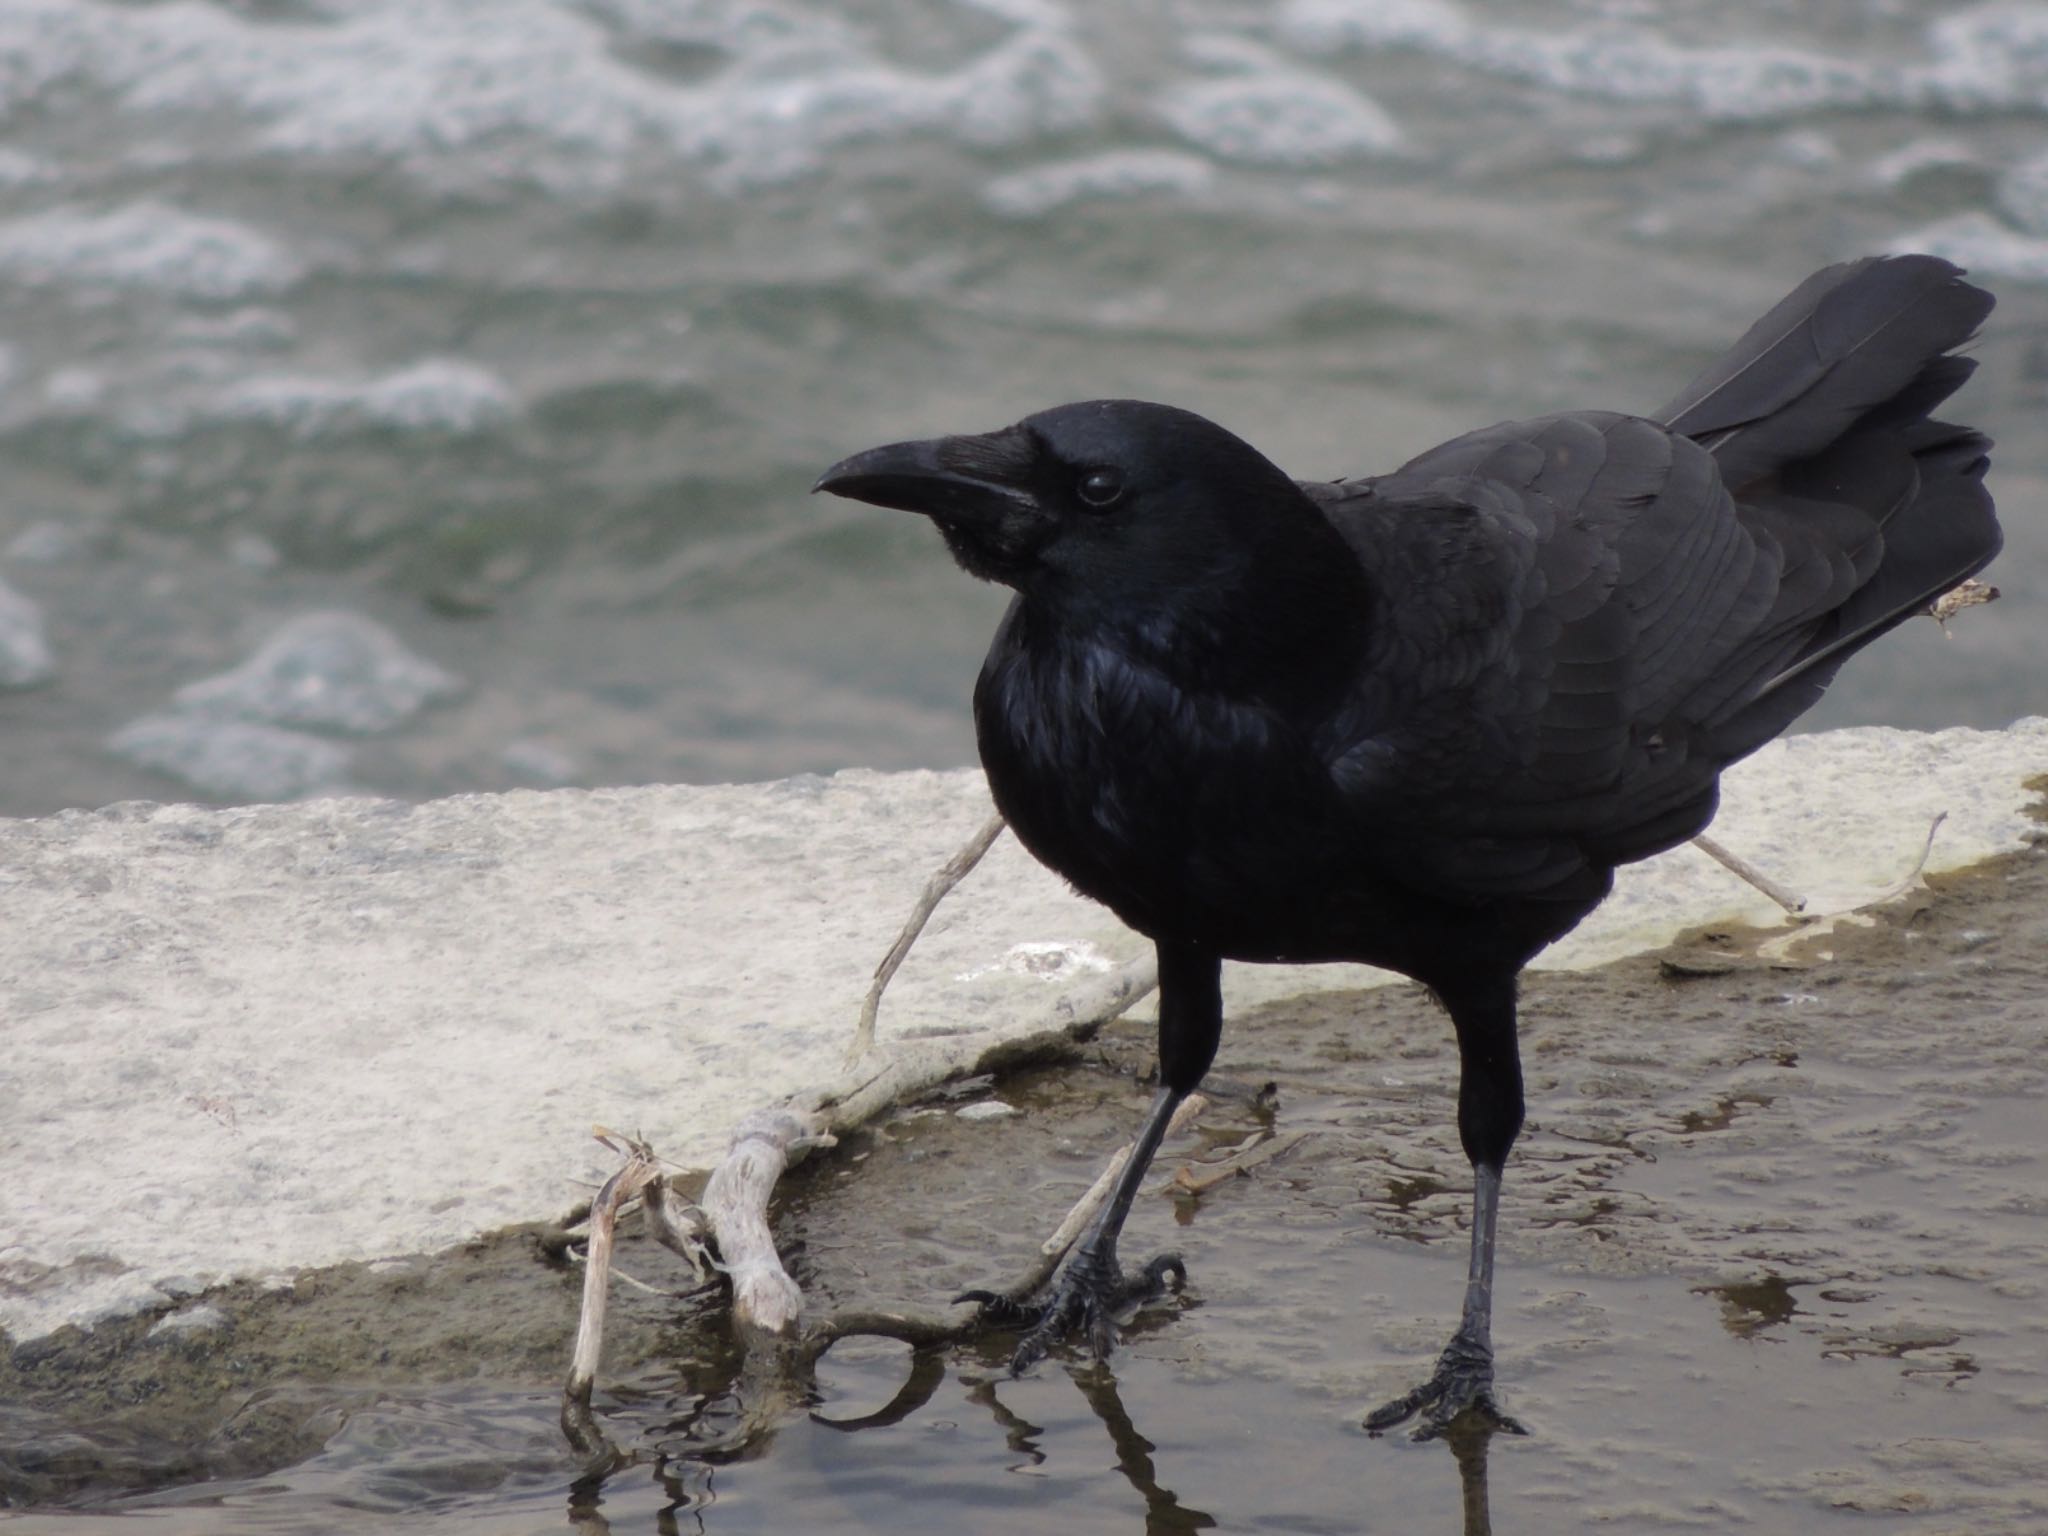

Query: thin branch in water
[
  {"left": 562, "top": 1131, "right": 662, "bottom": 1454},
  {"left": 1172, "top": 1128, "right": 1311, "bottom": 1196},
  {"left": 1040, "top": 1093, "right": 1209, "bottom": 1259}
]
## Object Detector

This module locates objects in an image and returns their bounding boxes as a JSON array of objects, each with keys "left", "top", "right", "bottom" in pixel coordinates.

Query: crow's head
[{"left": 814, "top": 400, "right": 1325, "bottom": 614}]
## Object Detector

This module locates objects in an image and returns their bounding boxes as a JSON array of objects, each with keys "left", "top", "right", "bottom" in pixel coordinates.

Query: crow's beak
[{"left": 813, "top": 434, "right": 1037, "bottom": 528}]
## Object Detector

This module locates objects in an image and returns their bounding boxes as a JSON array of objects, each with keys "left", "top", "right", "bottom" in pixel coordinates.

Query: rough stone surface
[{"left": 2, "top": 721, "right": 2042, "bottom": 1342}]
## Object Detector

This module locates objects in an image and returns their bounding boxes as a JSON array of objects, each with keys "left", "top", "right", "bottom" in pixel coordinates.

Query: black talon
[
  {"left": 954, "top": 1288, "right": 1045, "bottom": 1329},
  {"left": 1126, "top": 1252, "right": 1187, "bottom": 1301},
  {"left": 960, "top": 1242, "right": 1190, "bottom": 1374},
  {"left": 1364, "top": 1322, "right": 1527, "bottom": 1441}
]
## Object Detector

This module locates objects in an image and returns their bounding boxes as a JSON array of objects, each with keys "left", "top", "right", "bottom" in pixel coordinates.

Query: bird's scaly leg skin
[
  {"left": 970, "top": 1242, "right": 1186, "bottom": 1372},
  {"left": 957, "top": 1086, "right": 1190, "bottom": 1373},
  {"left": 1365, "top": 1162, "right": 1529, "bottom": 1441},
  {"left": 1363, "top": 1318, "right": 1524, "bottom": 1441}
]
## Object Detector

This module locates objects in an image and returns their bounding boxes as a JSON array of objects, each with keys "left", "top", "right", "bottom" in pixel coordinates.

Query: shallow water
[
  {"left": 6, "top": 843, "right": 2045, "bottom": 1531},
  {"left": 2, "top": 0, "right": 2047, "bottom": 816}
]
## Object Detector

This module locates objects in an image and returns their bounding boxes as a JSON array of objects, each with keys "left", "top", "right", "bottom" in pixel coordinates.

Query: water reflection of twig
[
  {"left": 1068, "top": 1362, "right": 1217, "bottom": 1534},
  {"left": 652, "top": 1460, "right": 713, "bottom": 1536},
  {"left": 808, "top": 1348, "right": 949, "bottom": 1432},
  {"left": 963, "top": 1373, "right": 1048, "bottom": 1467}
]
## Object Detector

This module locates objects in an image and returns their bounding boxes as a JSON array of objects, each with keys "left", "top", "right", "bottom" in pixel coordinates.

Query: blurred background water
[{"left": 0, "top": 0, "right": 2044, "bottom": 818}]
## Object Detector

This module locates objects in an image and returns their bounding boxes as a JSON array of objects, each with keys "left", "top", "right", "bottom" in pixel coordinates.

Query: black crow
[{"left": 815, "top": 255, "right": 1998, "bottom": 1437}]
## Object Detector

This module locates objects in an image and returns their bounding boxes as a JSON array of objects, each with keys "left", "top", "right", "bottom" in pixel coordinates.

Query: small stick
[
  {"left": 1172, "top": 1128, "right": 1309, "bottom": 1195},
  {"left": 1861, "top": 810, "right": 1948, "bottom": 906},
  {"left": 848, "top": 811, "right": 1008, "bottom": 1061},
  {"left": 1691, "top": 833, "right": 1808, "bottom": 915},
  {"left": 590, "top": 1263, "right": 682, "bottom": 1298},
  {"left": 563, "top": 1137, "right": 662, "bottom": 1409},
  {"left": 639, "top": 1169, "right": 714, "bottom": 1282},
  {"left": 814, "top": 950, "right": 1159, "bottom": 1132},
  {"left": 1040, "top": 1093, "right": 1208, "bottom": 1257},
  {"left": 803, "top": 1307, "right": 987, "bottom": 1352}
]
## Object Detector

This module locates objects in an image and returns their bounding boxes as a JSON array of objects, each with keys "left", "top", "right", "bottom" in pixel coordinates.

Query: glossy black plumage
[{"left": 816, "top": 254, "right": 1998, "bottom": 1434}]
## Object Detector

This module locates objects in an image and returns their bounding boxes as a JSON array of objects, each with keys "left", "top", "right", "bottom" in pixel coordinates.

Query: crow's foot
[
  {"left": 1364, "top": 1325, "right": 1526, "bottom": 1441},
  {"left": 958, "top": 1245, "right": 1185, "bottom": 1373}
]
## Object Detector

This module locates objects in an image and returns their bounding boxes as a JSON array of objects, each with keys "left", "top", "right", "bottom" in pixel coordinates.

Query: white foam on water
[
  {"left": 955, "top": 939, "right": 1117, "bottom": 982},
  {"left": 1279, "top": 0, "right": 2048, "bottom": 121},
  {"left": 949, "top": 0, "right": 1073, "bottom": 25},
  {"left": 1890, "top": 210, "right": 2048, "bottom": 283},
  {"left": 103, "top": 713, "right": 356, "bottom": 802},
  {"left": 575, "top": 0, "right": 851, "bottom": 51},
  {"left": 1157, "top": 66, "right": 1404, "bottom": 166},
  {"left": 4, "top": 521, "right": 93, "bottom": 566},
  {"left": 169, "top": 611, "right": 465, "bottom": 735},
  {"left": 1898, "top": 141, "right": 2048, "bottom": 282},
  {"left": 103, "top": 606, "right": 451, "bottom": 802},
  {"left": 1866, "top": 134, "right": 1983, "bottom": 190},
  {"left": 0, "top": 146, "right": 52, "bottom": 186},
  {"left": 214, "top": 360, "right": 518, "bottom": 436},
  {"left": 0, "top": 0, "right": 1104, "bottom": 195},
  {"left": 0, "top": 200, "right": 305, "bottom": 301},
  {"left": 0, "top": 573, "right": 55, "bottom": 688},
  {"left": 1921, "top": 1, "right": 2048, "bottom": 111},
  {"left": 982, "top": 149, "right": 1215, "bottom": 218},
  {"left": 1996, "top": 146, "right": 2048, "bottom": 235}
]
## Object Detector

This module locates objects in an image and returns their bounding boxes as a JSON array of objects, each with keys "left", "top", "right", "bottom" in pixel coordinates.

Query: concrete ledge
[{"left": 3, "top": 720, "right": 2043, "bottom": 1342}]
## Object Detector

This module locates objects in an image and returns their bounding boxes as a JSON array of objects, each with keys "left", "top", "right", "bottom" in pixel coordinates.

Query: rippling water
[{"left": 0, "top": 0, "right": 2043, "bottom": 816}]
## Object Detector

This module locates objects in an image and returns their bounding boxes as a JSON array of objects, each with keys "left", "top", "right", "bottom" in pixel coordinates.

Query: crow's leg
[
  {"left": 961, "top": 940, "right": 1221, "bottom": 1373},
  {"left": 961, "top": 1084, "right": 1191, "bottom": 1371},
  {"left": 1365, "top": 1161, "right": 1525, "bottom": 1439},
  {"left": 1368, "top": 971, "right": 1529, "bottom": 1440}
]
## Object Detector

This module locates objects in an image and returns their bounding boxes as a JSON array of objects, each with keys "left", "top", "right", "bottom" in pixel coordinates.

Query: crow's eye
[{"left": 1076, "top": 468, "right": 1125, "bottom": 508}]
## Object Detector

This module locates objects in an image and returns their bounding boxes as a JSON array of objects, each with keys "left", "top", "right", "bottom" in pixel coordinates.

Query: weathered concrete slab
[{"left": 2, "top": 720, "right": 2043, "bottom": 1342}]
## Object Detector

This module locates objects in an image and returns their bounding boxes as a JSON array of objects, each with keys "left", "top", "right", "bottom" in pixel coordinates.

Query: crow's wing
[{"left": 1310, "top": 410, "right": 1896, "bottom": 900}]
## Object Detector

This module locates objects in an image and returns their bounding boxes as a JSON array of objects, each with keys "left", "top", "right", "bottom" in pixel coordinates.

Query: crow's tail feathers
[
  {"left": 1660, "top": 255, "right": 1999, "bottom": 759},
  {"left": 1656, "top": 254, "right": 1992, "bottom": 486}
]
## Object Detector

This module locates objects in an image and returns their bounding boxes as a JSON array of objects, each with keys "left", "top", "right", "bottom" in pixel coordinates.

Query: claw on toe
[
  {"left": 1365, "top": 1329, "right": 1526, "bottom": 1441},
  {"left": 1132, "top": 1253, "right": 1188, "bottom": 1296},
  {"left": 952, "top": 1288, "right": 1044, "bottom": 1330},
  {"left": 1366, "top": 1383, "right": 1526, "bottom": 1441},
  {"left": 957, "top": 1248, "right": 1187, "bottom": 1374}
]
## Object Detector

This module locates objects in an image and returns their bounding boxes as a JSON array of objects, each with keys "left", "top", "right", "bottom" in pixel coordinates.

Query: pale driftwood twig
[
  {"left": 639, "top": 1163, "right": 713, "bottom": 1281},
  {"left": 815, "top": 951, "right": 1160, "bottom": 1131},
  {"left": 702, "top": 1107, "right": 836, "bottom": 1335},
  {"left": 564, "top": 1137, "right": 661, "bottom": 1410},
  {"left": 1172, "top": 1128, "right": 1310, "bottom": 1195},
  {"left": 848, "top": 810, "right": 1008, "bottom": 1061},
  {"left": 1040, "top": 1093, "right": 1209, "bottom": 1257},
  {"left": 1753, "top": 811, "right": 1948, "bottom": 964},
  {"left": 1691, "top": 833, "right": 1808, "bottom": 914},
  {"left": 1858, "top": 810, "right": 1947, "bottom": 907}
]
